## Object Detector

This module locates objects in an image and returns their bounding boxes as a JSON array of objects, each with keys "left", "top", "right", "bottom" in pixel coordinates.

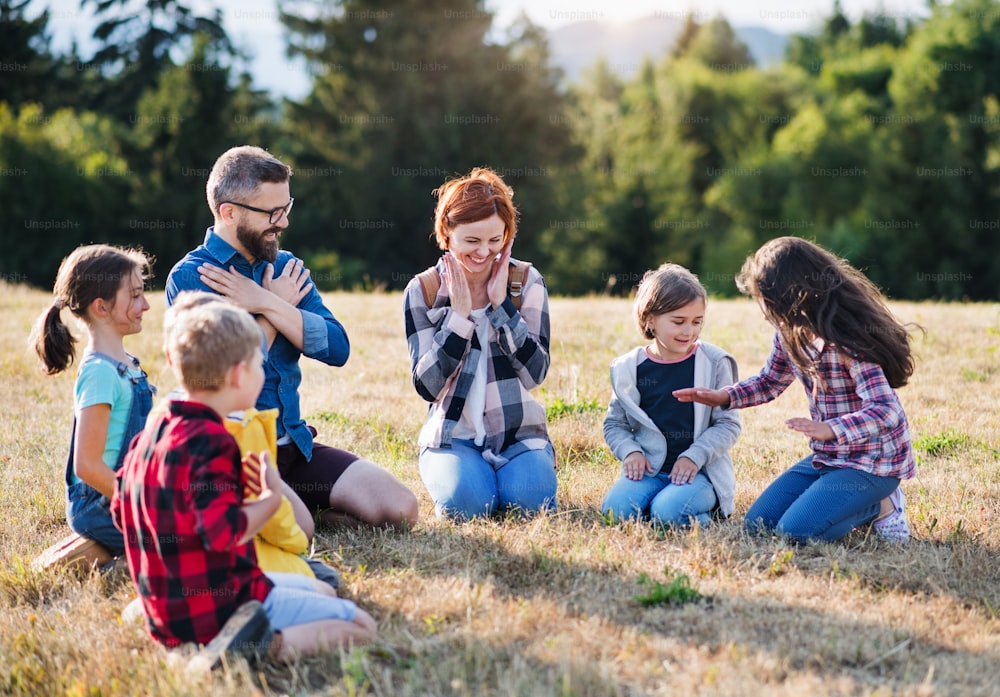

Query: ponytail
[{"left": 32, "top": 299, "right": 77, "bottom": 375}]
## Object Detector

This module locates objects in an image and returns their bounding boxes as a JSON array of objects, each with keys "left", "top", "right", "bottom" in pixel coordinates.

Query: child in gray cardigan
[{"left": 602, "top": 264, "right": 741, "bottom": 526}]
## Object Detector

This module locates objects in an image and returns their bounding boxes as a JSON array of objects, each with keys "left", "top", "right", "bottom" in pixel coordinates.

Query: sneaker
[
  {"left": 121, "top": 597, "right": 144, "bottom": 624},
  {"left": 187, "top": 600, "right": 273, "bottom": 673},
  {"left": 873, "top": 486, "right": 910, "bottom": 543}
]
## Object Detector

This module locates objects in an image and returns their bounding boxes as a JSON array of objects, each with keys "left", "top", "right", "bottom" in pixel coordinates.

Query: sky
[
  {"left": 488, "top": 0, "right": 929, "bottom": 30},
  {"left": 28, "top": 0, "right": 932, "bottom": 97}
]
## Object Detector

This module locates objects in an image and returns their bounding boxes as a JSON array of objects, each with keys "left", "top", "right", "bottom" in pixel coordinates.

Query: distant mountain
[
  {"left": 251, "top": 14, "right": 790, "bottom": 98},
  {"left": 736, "top": 26, "right": 792, "bottom": 67},
  {"left": 546, "top": 15, "right": 789, "bottom": 83}
]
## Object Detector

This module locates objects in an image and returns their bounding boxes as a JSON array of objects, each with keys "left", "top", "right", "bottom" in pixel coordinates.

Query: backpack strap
[
  {"left": 416, "top": 267, "right": 441, "bottom": 309},
  {"left": 507, "top": 259, "right": 532, "bottom": 310},
  {"left": 416, "top": 260, "right": 533, "bottom": 310}
]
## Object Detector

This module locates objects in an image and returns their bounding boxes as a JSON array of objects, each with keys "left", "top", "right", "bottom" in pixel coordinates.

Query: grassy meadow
[{"left": 1, "top": 282, "right": 999, "bottom": 696}]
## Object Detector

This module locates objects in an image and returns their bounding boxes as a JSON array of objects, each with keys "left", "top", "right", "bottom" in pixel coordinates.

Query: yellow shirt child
[{"left": 223, "top": 408, "right": 314, "bottom": 578}]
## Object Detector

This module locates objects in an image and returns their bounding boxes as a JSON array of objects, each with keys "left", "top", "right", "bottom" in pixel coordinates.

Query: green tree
[
  {"left": 878, "top": 0, "right": 1000, "bottom": 299},
  {"left": 0, "top": 103, "right": 133, "bottom": 285},
  {"left": 538, "top": 59, "right": 622, "bottom": 294},
  {"left": 124, "top": 34, "right": 277, "bottom": 271},
  {"left": 0, "top": 0, "right": 59, "bottom": 107},
  {"left": 279, "top": 0, "right": 573, "bottom": 289},
  {"left": 680, "top": 16, "right": 754, "bottom": 73},
  {"left": 79, "top": 0, "right": 234, "bottom": 120},
  {"left": 823, "top": 0, "right": 851, "bottom": 43},
  {"left": 671, "top": 12, "right": 701, "bottom": 60}
]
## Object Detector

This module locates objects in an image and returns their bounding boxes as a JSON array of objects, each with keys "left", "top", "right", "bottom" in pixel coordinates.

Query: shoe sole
[{"left": 187, "top": 600, "right": 272, "bottom": 673}]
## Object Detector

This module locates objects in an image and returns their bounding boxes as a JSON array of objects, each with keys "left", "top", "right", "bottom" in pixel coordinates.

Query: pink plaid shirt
[{"left": 725, "top": 333, "right": 915, "bottom": 479}]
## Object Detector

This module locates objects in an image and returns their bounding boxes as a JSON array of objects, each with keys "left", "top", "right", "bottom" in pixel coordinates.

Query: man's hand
[
  {"left": 263, "top": 259, "right": 312, "bottom": 308},
  {"left": 199, "top": 264, "right": 273, "bottom": 314}
]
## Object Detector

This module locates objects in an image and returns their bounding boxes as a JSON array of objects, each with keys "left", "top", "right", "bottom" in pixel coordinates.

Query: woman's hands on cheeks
[
  {"left": 487, "top": 242, "right": 512, "bottom": 309},
  {"left": 443, "top": 252, "right": 472, "bottom": 319}
]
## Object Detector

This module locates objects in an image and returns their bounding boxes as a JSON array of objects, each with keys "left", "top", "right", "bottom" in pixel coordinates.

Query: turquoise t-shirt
[{"left": 70, "top": 354, "right": 144, "bottom": 484}]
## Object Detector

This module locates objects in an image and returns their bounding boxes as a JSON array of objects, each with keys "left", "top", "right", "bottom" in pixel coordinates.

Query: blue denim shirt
[{"left": 165, "top": 227, "right": 350, "bottom": 459}]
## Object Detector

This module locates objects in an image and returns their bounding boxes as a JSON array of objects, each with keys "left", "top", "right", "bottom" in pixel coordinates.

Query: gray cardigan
[{"left": 603, "top": 342, "right": 742, "bottom": 517}]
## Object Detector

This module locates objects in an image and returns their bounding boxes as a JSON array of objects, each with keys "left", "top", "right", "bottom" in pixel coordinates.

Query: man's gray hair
[{"left": 206, "top": 145, "right": 292, "bottom": 214}]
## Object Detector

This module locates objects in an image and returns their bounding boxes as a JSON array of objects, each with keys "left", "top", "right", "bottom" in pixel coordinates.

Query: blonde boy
[
  {"left": 112, "top": 301, "right": 375, "bottom": 665},
  {"left": 159, "top": 291, "right": 340, "bottom": 589}
]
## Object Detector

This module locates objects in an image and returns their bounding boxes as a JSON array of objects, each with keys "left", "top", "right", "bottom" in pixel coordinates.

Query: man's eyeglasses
[{"left": 222, "top": 198, "right": 294, "bottom": 225}]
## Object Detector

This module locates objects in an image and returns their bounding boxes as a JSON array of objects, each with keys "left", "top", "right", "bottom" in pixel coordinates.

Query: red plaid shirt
[
  {"left": 112, "top": 400, "right": 273, "bottom": 647},
  {"left": 725, "top": 333, "right": 915, "bottom": 479}
]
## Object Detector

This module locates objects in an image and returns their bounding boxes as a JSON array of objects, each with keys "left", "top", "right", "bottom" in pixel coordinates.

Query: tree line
[{"left": 1, "top": 0, "right": 998, "bottom": 299}]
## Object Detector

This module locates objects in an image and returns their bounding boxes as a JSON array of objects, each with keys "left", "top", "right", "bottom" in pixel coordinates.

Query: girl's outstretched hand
[
  {"left": 672, "top": 387, "right": 730, "bottom": 408},
  {"left": 786, "top": 418, "right": 836, "bottom": 441}
]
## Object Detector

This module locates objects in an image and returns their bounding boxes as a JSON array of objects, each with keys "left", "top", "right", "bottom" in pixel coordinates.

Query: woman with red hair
[{"left": 403, "top": 168, "right": 556, "bottom": 521}]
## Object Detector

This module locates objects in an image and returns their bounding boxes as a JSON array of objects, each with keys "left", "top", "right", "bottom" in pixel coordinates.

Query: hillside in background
[
  {"left": 547, "top": 15, "right": 788, "bottom": 82},
  {"left": 254, "top": 14, "right": 789, "bottom": 95}
]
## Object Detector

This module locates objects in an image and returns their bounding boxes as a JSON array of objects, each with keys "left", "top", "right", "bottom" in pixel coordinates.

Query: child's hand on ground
[
  {"left": 669, "top": 457, "right": 699, "bottom": 485},
  {"left": 673, "top": 387, "right": 730, "bottom": 408},
  {"left": 785, "top": 418, "right": 835, "bottom": 441},
  {"left": 623, "top": 451, "right": 653, "bottom": 481}
]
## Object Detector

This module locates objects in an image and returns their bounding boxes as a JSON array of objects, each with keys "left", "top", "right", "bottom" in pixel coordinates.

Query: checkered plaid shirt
[
  {"left": 403, "top": 259, "right": 551, "bottom": 468},
  {"left": 725, "top": 333, "right": 915, "bottom": 479},
  {"left": 112, "top": 400, "right": 273, "bottom": 647}
]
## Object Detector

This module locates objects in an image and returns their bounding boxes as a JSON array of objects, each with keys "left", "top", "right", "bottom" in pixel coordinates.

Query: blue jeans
[
  {"left": 745, "top": 454, "right": 900, "bottom": 542},
  {"left": 419, "top": 440, "right": 557, "bottom": 521},
  {"left": 263, "top": 573, "right": 357, "bottom": 631},
  {"left": 602, "top": 470, "right": 717, "bottom": 527},
  {"left": 65, "top": 353, "right": 154, "bottom": 554}
]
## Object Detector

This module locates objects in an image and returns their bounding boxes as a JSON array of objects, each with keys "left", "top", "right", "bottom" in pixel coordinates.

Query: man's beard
[{"left": 236, "top": 221, "right": 280, "bottom": 263}]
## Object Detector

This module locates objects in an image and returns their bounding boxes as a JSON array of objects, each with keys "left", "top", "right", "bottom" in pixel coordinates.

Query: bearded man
[{"left": 166, "top": 146, "right": 419, "bottom": 531}]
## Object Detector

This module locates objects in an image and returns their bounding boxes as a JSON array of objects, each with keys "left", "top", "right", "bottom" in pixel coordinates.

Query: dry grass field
[{"left": 1, "top": 282, "right": 999, "bottom": 696}]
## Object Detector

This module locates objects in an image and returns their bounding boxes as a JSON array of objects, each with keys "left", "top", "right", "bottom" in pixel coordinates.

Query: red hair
[{"left": 433, "top": 167, "right": 518, "bottom": 250}]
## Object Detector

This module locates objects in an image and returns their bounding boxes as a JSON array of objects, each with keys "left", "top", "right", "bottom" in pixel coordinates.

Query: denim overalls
[{"left": 65, "top": 352, "right": 155, "bottom": 554}]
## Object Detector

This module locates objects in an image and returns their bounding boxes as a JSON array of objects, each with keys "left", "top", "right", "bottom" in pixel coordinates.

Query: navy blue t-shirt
[{"left": 636, "top": 349, "right": 696, "bottom": 474}]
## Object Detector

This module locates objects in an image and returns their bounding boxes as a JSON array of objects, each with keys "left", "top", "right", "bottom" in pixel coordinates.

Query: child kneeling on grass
[
  {"left": 674, "top": 237, "right": 915, "bottom": 543},
  {"left": 602, "top": 263, "right": 741, "bottom": 527},
  {"left": 111, "top": 299, "right": 375, "bottom": 665},
  {"left": 161, "top": 291, "right": 341, "bottom": 591}
]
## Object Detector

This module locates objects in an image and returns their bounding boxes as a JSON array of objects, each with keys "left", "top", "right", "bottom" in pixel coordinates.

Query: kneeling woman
[{"left": 404, "top": 168, "right": 556, "bottom": 521}]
